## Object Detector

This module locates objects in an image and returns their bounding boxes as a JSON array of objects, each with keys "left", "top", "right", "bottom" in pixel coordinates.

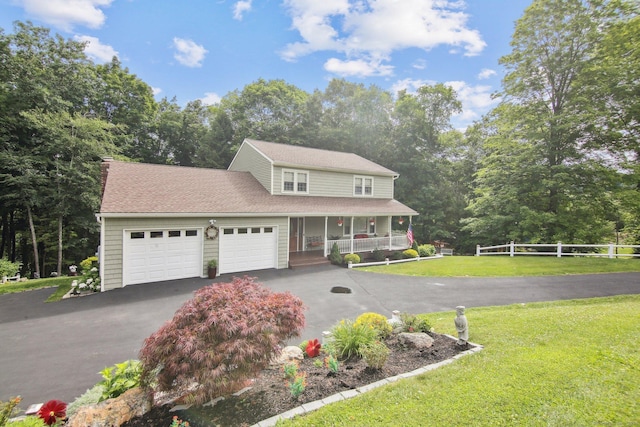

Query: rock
[
  {"left": 398, "top": 332, "right": 434, "bottom": 349},
  {"left": 268, "top": 346, "right": 304, "bottom": 368},
  {"left": 67, "top": 387, "right": 151, "bottom": 427}
]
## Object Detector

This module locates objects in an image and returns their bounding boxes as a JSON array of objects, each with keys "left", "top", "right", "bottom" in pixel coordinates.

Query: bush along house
[{"left": 97, "top": 139, "right": 418, "bottom": 291}]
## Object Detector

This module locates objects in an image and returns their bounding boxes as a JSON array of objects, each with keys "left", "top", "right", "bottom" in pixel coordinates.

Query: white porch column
[
  {"left": 349, "top": 216, "right": 354, "bottom": 253},
  {"left": 388, "top": 216, "right": 392, "bottom": 250},
  {"left": 324, "top": 216, "right": 328, "bottom": 256}
]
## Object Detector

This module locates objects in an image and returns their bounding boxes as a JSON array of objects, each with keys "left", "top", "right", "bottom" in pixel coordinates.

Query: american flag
[{"left": 407, "top": 224, "right": 414, "bottom": 246}]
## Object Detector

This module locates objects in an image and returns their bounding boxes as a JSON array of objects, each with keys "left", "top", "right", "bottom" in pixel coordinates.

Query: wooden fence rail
[{"left": 476, "top": 242, "right": 640, "bottom": 258}]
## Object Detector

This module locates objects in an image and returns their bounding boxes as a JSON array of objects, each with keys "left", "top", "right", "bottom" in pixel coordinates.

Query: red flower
[
  {"left": 38, "top": 400, "right": 67, "bottom": 426},
  {"left": 305, "top": 338, "right": 321, "bottom": 358}
]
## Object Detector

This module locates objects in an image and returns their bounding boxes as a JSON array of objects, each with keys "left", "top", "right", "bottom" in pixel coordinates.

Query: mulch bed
[{"left": 123, "top": 333, "right": 470, "bottom": 427}]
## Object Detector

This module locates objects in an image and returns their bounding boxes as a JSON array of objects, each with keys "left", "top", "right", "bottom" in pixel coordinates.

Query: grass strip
[
  {"left": 0, "top": 276, "right": 75, "bottom": 302},
  {"left": 281, "top": 295, "right": 640, "bottom": 426},
  {"left": 360, "top": 256, "right": 640, "bottom": 277}
]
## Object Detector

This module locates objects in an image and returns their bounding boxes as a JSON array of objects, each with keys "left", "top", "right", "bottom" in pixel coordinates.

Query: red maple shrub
[{"left": 139, "top": 276, "right": 305, "bottom": 404}]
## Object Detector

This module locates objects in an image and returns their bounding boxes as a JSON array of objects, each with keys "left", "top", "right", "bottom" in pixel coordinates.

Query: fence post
[
  {"left": 476, "top": 245, "right": 480, "bottom": 256},
  {"left": 557, "top": 242, "right": 562, "bottom": 258},
  {"left": 510, "top": 241, "right": 515, "bottom": 257},
  {"left": 608, "top": 244, "right": 614, "bottom": 259}
]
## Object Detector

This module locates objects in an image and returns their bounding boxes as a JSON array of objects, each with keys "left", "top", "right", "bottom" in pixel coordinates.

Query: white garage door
[
  {"left": 123, "top": 229, "right": 202, "bottom": 285},
  {"left": 219, "top": 226, "right": 277, "bottom": 274}
]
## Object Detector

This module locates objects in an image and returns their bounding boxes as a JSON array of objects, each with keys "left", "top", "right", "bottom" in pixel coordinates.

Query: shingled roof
[
  {"left": 99, "top": 161, "right": 417, "bottom": 216},
  {"left": 241, "top": 139, "right": 398, "bottom": 177}
]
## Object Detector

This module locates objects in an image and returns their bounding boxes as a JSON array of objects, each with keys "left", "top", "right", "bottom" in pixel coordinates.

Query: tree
[
  {"left": 390, "top": 84, "right": 462, "bottom": 244},
  {"left": 464, "top": 0, "right": 618, "bottom": 244},
  {"left": 220, "top": 79, "right": 309, "bottom": 147},
  {"left": 0, "top": 22, "right": 97, "bottom": 276}
]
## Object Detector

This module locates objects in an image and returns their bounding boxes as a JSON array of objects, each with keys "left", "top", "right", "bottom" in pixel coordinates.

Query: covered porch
[{"left": 288, "top": 215, "right": 412, "bottom": 257}]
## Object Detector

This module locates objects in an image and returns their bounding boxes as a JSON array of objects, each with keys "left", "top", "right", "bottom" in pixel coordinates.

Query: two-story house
[{"left": 98, "top": 139, "right": 417, "bottom": 291}]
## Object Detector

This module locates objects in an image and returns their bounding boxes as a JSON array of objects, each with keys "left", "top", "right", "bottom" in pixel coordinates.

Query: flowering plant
[
  {"left": 305, "top": 338, "right": 321, "bottom": 358},
  {"left": 37, "top": 399, "right": 66, "bottom": 426},
  {"left": 71, "top": 256, "right": 100, "bottom": 293}
]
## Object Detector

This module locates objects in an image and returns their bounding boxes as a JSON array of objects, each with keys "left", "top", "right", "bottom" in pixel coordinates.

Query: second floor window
[
  {"left": 283, "top": 169, "right": 309, "bottom": 194},
  {"left": 354, "top": 176, "right": 373, "bottom": 196}
]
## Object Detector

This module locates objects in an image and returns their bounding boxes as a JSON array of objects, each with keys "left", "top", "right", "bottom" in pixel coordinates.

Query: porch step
[{"left": 288, "top": 252, "right": 331, "bottom": 269}]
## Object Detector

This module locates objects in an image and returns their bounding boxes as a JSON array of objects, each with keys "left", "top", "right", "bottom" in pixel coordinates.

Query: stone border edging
[{"left": 252, "top": 335, "right": 484, "bottom": 427}]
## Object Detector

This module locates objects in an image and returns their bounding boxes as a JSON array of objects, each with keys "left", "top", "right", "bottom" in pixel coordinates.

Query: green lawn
[
  {"left": 360, "top": 255, "right": 640, "bottom": 277},
  {"left": 0, "top": 276, "right": 74, "bottom": 302},
  {"left": 281, "top": 295, "right": 640, "bottom": 426}
]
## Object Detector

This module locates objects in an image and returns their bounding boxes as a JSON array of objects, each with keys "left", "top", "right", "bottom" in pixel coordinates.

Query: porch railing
[{"left": 326, "top": 232, "right": 410, "bottom": 255}]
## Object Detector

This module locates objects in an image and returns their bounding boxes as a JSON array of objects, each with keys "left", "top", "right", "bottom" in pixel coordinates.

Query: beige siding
[
  {"left": 273, "top": 166, "right": 394, "bottom": 198},
  {"left": 101, "top": 216, "right": 288, "bottom": 291},
  {"left": 229, "top": 144, "right": 272, "bottom": 192}
]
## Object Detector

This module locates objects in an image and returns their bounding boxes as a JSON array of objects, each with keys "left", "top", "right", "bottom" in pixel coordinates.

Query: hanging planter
[
  {"left": 369, "top": 218, "right": 375, "bottom": 226},
  {"left": 337, "top": 218, "right": 343, "bottom": 227},
  {"left": 398, "top": 217, "right": 404, "bottom": 225}
]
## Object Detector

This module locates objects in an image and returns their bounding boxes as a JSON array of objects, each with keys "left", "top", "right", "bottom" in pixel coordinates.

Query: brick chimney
[{"left": 101, "top": 157, "right": 114, "bottom": 197}]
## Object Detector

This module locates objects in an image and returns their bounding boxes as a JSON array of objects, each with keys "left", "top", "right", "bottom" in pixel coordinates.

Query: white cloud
[
  {"left": 200, "top": 92, "right": 222, "bottom": 105},
  {"left": 281, "top": 0, "right": 485, "bottom": 76},
  {"left": 324, "top": 57, "right": 394, "bottom": 77},
  {"left": 152, "top": 87, "right": 162, "bottom": 96},
  {"left": 74, "top": 35, "right": 118, "bottom": 62},
  {"left": 391, "top": 78, "right": 499, "bottom": 129},
  {"left": 233, "top": 0, "right": 253, "bottom": 20},
  {"left": 19, "top": 0, "right": 113, "bottom": 31},
  {"left": 478, "top": 68, "right": 496, "bottom": 80},
  {"left": 412, "top": 59, "right": 427, "bottom": 70},
  {"left": 172, "top": 38, "right": 208, "bottom": 67}
]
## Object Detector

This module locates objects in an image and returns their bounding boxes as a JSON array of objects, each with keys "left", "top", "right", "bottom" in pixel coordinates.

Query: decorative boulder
[
  {"left": 269, "top": 345, "right": 304, "bottom": 368},
  {"left": 66, "top": 387, "right": 151, "bottom": 427},
  {"left": 398, "top": 332, "right": 434, "bottom": 350}
]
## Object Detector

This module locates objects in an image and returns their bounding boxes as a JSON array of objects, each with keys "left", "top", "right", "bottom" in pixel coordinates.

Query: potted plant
[{"left": 207, "top": 259, "right": 217, "bottom": 279}]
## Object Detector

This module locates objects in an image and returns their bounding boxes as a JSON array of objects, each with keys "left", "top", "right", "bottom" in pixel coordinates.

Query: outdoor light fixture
[{"left": 209, "top": 219, "right": 216, "bottom": 225}]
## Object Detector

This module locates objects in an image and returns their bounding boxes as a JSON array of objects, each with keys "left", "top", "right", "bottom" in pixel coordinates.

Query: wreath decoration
[{"left": 205, "top": 224, "right": 219, "bottom": 240}]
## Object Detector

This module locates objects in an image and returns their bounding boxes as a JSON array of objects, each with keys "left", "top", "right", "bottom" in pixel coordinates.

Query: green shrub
[
  {"left": 412, "top": 241, "right": 419, "bottom": 251},
  {"left": 360, "top": 341, "right": 390, "bottom": 370},
  {"left": 298, "top": 340, "right": 309, "bottom": 355},
  {"left": 0, "top": 259, "right": 20, "bottom": 279},
  {"left": 66, "top": 384, "right": 104, "bottom": 417},
  {"left": 399, "top": 312, "right": 432, "bottom": 333},
  {"left": 98, "top": 359, "right": 142, "bottom": 402},
  {"left": 417, "top": 244, "right": 436, "bottom": 257},
  {"left": 372, "top": 249, "right": 386, "bottom": 262},
  {"left": 391, "top": 251, "right": 403, "bottom": 260},
  {"left": 403, "top": 249, "right": 419, "bottom": 259},
  {"left": 330, "top": 319, "right": 377, "bottom": 360},
  {"left": 79, "top": 256, "right": 98, "bottom": 272},
  {"left": 1, "top": 396, "right": 22, "bottom": 426},
  {"left": 354, "top": 312, "right": 392, "bottom": 338},
  {"left": 6, "top": 417, "right": 46, "bottom": 426},
  {"left": 343, "top": 253, "right": 361, "bottom": 265},
  {"left": 328, "top": 243, "right": 343, "bottom": 265}
]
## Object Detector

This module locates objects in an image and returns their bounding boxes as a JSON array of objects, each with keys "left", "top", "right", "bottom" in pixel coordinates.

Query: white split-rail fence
[{"left": 476, "top": 242, "right": 640, "bottom": 258}]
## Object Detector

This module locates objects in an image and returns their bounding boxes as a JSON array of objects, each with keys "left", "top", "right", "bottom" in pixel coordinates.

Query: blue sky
[{"left": 0, "top": 0, "right": 531, "bottom": 129}]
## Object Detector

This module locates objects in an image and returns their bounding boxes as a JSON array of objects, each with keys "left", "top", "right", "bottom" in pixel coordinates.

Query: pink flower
[
  {"left": 305, "top": 338, "right": 321, "bottom": 358},
  {"left": 38, "top": 400, "right": 66, "bottom": 426}
]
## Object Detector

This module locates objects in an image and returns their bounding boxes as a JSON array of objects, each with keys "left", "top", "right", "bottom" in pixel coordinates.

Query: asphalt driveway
[{"left": 1, "top": 265, "right": 639, "bottom": 408}]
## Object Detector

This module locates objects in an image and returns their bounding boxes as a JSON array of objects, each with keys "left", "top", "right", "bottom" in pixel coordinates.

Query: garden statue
[{"left": 454, "top": 306, "right": 468, "bottom": 346}]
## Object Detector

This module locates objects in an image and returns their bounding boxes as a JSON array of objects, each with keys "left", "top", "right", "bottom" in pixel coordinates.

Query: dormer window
[
  {"left": 282, "top": 169, "right": 309, "bottom": 194},
  {"left": 354, "top": 176, "right": 373, "bottom": 196}
]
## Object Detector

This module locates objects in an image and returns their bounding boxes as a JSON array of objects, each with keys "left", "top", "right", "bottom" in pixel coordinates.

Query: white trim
[
  {"left": 353, "top": 175, "right": 374, "bottom": 197},
  {"left": 99, "top": 216, "right": 105, "bottom": 292},
  {"left": 99, "top": 211, "right": 418, "bottom": 218}
]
